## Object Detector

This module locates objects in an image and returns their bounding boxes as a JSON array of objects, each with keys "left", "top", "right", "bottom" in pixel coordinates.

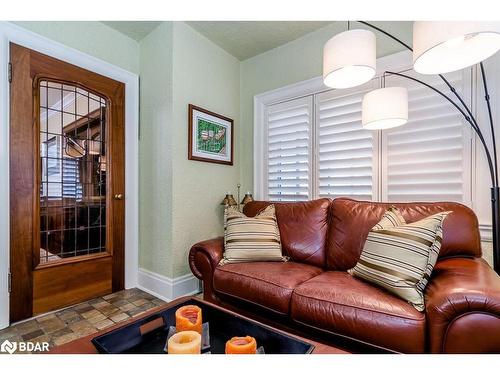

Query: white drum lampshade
[
  {"left": 323, "top": 29, "right": 376, "bottom": 89},
  {"left": 362, "top": 87, "right": 408, "bottom": 130},
  {"left": 413, "top": 21, "right": 500, "bottom": 74}
]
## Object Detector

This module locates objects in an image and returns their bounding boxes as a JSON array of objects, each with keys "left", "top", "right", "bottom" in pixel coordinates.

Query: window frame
[{"left": 254, "top": 50, "right": 473, "bottom": 206}]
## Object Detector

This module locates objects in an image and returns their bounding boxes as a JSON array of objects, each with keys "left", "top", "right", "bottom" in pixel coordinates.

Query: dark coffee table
[{"left": 50, "top": 296, "right": 349, "bottom": 354}]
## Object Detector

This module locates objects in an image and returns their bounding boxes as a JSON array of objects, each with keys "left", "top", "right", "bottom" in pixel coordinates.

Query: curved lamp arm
[
  {"left": 358, "top": 21, "right": 498, "bottom": 187},
  {"left": 480, "top": 62, "right": 499, "bottom": 186},
  {"left": 385, "top": 70, "right": 496, "bottom": 186}
]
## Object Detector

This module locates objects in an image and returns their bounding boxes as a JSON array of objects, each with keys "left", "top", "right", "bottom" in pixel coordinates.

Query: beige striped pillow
[
  {"left": 220, "top": 205, "right": 287, "bottom": 265},
  {"left": 350, "top": 209, "right": 451, "bottom": 311},
  {"left": 372, "top": 206, "right": 406, "bottom": 230}
]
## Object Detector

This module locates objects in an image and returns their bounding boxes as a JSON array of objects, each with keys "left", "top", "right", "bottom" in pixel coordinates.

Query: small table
[{"left": 50, "top": 296, "right": 349, "bottom": 354}]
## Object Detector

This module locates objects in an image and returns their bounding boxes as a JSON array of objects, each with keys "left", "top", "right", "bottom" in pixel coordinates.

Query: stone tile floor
[{"left": 0, "top": 288, "right": 166, "bottom": 352}]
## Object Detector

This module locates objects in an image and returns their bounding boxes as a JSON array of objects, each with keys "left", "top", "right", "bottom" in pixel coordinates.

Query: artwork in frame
[{"left": 188, "top": 104, "right": 234, "bottom": 165}]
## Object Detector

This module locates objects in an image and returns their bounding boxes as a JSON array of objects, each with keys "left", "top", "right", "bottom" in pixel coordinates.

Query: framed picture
[{"left": 188, "top": 104, "right": 234, "bottom": 165}]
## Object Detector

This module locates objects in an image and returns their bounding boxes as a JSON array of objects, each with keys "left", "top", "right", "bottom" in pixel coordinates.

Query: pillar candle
[
  {"left": 167, "top": 331, "right": 201, "bottom": 354},
  {"left": 225, "top": 336, "right": 257, "bottom": 354},
  {"left": 175, "top": 305, "right": 203, "bottom": 334}
]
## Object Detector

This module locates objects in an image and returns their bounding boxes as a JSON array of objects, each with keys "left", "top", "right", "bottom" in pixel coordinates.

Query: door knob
[{"left": 114, "top": 193, "right": 123, "bottom": 200}]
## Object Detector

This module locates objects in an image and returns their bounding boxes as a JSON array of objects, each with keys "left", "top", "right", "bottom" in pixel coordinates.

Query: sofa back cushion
[
  {"left": 243, "top": 199, "right": 330, "bottom": 268},
  {"left": 326, "top": 198, "right": 481, "bottom": 271}
]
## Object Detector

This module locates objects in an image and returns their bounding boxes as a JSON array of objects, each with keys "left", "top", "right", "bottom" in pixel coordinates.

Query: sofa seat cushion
[
  {"left": 213, "top": 261, "right": 323, "bottom": 315},
  {"left": 290, "top": 271, "right": 426, "bottom": 353}
]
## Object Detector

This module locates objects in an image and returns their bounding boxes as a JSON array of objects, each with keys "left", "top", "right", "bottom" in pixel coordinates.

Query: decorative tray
[{"left": 91, "top": 298, "right": 314, "bottom": 354}]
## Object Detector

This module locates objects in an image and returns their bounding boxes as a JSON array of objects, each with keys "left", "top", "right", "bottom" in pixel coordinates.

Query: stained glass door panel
[{"left": 38, "top": 81, "right": 107, "bottom": 264}]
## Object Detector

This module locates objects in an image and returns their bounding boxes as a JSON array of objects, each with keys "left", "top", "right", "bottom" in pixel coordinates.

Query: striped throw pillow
[
  {"left": 350, "top": 210, "right": 451, "bottom": 311},
  {"left": 220, "top": 205, "right": 287, "bottom": 265},
  {"left": 372, "top": 206, "right": 406, "bottom": 230}
]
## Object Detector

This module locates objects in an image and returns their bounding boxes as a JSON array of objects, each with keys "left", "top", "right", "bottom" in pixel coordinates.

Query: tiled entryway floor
[{"left": 0, "top": 288, "right": 166, "bottom": 351}]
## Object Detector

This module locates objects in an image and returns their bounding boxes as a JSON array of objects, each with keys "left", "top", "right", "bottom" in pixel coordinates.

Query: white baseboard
[
  {"left": 480, "top": 223, "right": 492, "bottom": 242},
  {"left": 137, "top": 268, "right": 200, "bottom": 302}
]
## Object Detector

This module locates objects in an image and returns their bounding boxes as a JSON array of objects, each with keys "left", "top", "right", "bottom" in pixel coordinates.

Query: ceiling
[
  {"left": 101, "top": 21, "right": 333, "bottom": 59},
  {"left": 100, "top": 21, "right": 413, "bottom": 61},
  {"left": 101, "top": 21, "right": 162, "bottom": 41},
  {"left": 186, "top": 21, "right": 333, "bottom": 60}
]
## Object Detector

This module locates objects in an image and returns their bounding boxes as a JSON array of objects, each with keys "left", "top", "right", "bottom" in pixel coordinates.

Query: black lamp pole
[{"left": 358, "top": 21, "right": 500, "bottom": 275}]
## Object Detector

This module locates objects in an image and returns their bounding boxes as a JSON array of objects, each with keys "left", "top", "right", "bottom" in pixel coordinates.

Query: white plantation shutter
[
  {"left": 257, "top": 54, "right": 473, "bottom": 205},
  {"left": 315, "top": 80, "right": 379, "bottom": 200},
  {"left": 62, "top": 158, "right": 83, "bottom": 199},
  {"left": 266, "top": 96, "right": 313, "bottom": 201},
  {"left": 382, "top": 69, "right": 472, "bottom": 203}
]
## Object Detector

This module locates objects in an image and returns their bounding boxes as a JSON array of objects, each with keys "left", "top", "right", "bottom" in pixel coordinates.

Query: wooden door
[{"left": 9, "top": 43, "right": 125, "bottom": 323}]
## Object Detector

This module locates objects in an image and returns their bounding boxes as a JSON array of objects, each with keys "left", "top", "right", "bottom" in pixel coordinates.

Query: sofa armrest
[
  {"left": 425, "top": 257, "right": 500, "bottom": 353},
  {"left": 189, "top": 237, "right": 224, "bottom": 302}
]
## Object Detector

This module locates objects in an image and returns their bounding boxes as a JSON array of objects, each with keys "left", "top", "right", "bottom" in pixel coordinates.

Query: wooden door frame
[{"left": 0, "top": 22, "right": 139, "bottom": 329}]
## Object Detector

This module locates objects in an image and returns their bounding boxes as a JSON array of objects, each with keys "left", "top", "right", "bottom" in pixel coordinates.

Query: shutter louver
[
  {"left": 383, "top": 69, "right": 471, "bottom": 203},
  {"left": 266, "top": 96, "right": 312, "bottom": 201},
  {"left": 62, "top": 157, "right": 83, "bottom": 199},
  {"left": 42, "top": 136, "right": 83, "bottom": 199},
  {"left": 45, "top": 137, "right": 62, "bottom": 198},
  {"left": 315, "top": 80, "right": 378, "bottom": 200}
]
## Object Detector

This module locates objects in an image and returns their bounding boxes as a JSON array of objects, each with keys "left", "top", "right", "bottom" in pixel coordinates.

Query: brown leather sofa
[{"left": 189, "top": 198, "right": 500, "bottom": 353}]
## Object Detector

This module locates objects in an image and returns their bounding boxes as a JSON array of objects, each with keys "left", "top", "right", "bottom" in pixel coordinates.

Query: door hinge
[
  {"left": 8, "top": 62, "right": 12, "bottom": 83},
  {"left": 8, "top": 272, "right": 11, "bottom": 293}
]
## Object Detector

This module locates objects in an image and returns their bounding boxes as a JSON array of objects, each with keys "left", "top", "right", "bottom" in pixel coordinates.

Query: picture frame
[{"left": 188, "top": 104, "right": 234, "bottom": 165}]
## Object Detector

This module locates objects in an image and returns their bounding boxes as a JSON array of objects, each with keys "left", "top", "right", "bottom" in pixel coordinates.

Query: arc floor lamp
[{"left": 322, "top": 21, "right": 500, "bottom": 274}]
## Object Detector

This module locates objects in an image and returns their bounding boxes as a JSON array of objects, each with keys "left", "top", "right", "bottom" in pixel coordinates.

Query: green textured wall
[
  {"left": 138, "top": 21, "right": 240, "bottom": 278},
  {"left": 138, "top": 22, "right": 174, "bottom": 277},
  {"left": 137, "top": 21, "right": 240, "bottom": 278},
  {"left": 170, "top": 22, "right": 240, "bottom": 277},
  {"left": 14, "top": 21, "right": 140, "bottom": 74}
]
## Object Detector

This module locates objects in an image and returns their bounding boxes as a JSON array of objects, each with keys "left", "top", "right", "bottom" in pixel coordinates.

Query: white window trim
[
  {"left": 254, "top": 49, "right": 474, "bottom": 207},
  {"left": 0, "top": 22, "right": 140, "bottom": 329},
  {"left": 254, "top": 77, "right": 325, "bottom": 199},
  {"left": 254, "top": 51, "right": 412, "bottom": 199}
]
